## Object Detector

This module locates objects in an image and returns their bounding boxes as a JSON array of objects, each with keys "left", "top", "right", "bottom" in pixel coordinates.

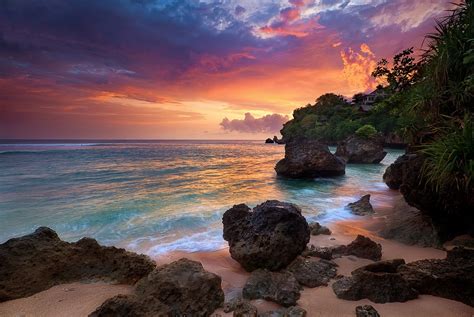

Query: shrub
[{"left": 355, "top": 124, "right": 378, "bottom": 139}]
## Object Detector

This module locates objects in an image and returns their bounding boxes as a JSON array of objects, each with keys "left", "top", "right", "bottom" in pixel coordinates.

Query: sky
[{"left": 0, "top": 0, "right": 456, "bottom": 139}]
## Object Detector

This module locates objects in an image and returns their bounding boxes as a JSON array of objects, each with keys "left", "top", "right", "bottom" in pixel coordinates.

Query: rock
[
  {"left": 398, "top": 247, "right": 474, "bottom": 306},
  {"left": 273, "top": 136, "right": 285, "bottom": 144},
  {"left": 91, "top": 258, "right": 224, "bottom": 316},
  {"left": 0, "top": 227, "right": 155, "bottom": 302},
  {"left": 223, "top": 200, "right": 310, "bottom": 271},
  {"left": 287, "top": 256, "right": 338, "bottom": 287},
  {"left": 333, "top": 235, "right": 382, "bottom": 261},
  {"left": 243, "top": 269, "right": 301, "bottom": 307},
  {"left": 346, "top": 195, "right": 375, "bottom": 216},
  {"left": 275, "top": 139, "right": 345, "bottom": 178},
  {"left": 355, "top": 305, "right": 380, "bottom": 317},
  {"left": 383, "top": 153, "right": 474, "bottom": 240},
  {"left": 302, "top": 245, "right": 333, "bottom": 260},
  {"left": 265, "top": 138, "right": 275, "bottom": 144},
  {"left": 332, "top": 259, "right": 418, "bottom": 303},
  {"left": 259, "top": 306, "right": 307, "bottom": 317},
  {"left": 233, "top": 301, "right": 258, "bottom": 317},
  {"left": 309, "top": 222, "right": 331, "bottom": 235},
  {"left": 335, "top": 135, "right": 387, "bottom": 164}
]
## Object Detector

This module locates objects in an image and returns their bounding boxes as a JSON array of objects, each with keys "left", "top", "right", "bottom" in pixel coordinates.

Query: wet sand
[{"left": 0, "top": 196, "right": 473, "bottom": 316}]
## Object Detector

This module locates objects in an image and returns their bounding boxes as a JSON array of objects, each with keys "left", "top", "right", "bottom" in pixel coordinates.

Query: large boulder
[
  {"left": 91, "top": 258, "right": 224, "bottom": 316},
  {"left": 346, "top": 195, "right": 375, "bottom": 216},
  {"left": 242, "top": 269, "right": 302, "bottom": 307},
  {"left": 275, "top": 139, "right": 345, "bottom": 178},
  {"left": 335, "top": 135, "right": 387, "bottom": 163},
  {"left": 287, "top": 257, "right": 338, "bottom": 287},
  {"left": 0, "top": 227, "right": 155, "bottom": 302},
  {"left": 398, "top": 247, "right": 474, "bottom": 306},
  {"left": 383, "top": 153, "right": 474, "bottom": 240},
  {"left": 223, "top": 200, "right": 310, "bottom": 271},
  {"left": 332, "top": 259, "right": 418, "bottom": 303}
]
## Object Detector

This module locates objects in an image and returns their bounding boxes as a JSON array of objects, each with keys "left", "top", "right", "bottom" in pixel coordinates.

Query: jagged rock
[
  {"left": 332, "top": 259, "right": 418, "bottom": 303},
  {"left": 382, "top": 154, "right": 414, "bottom": 190},
  {"left": 333, "top": 235, "right": 382, "bottom": 261},
  {"left": 265, "top": 138, "right": 275, "bottom": 144},
  {"left": 243, "top": 269, "right": 301, "bottom": 307},
  {"left": 273, "top": 136, "right": 285, "bottom": 144},
  {"left": 346, "top": 195, "right": 375, "bottom": 216},
  {"left": 223, "top": 200, "right": 310, "bottom": 271},
  {"left": 287, "top": 257, "right": 338, "bottom": 287},
  {"left": 398, "top": 247, "right": 474, "bottom": 306},
  {"left": 90, "top": 258, "right": 224, "bottom": 316},
  {"left": 0, "top": 227, "right": 155, "bottom": 302},
  {"left": 301, "top": 245, "right": 334, "bottom": 260},
  {"left": 233, "top": 301, "right": 258, "bottom": 317},
  {"left": 259, "top": 306, "right": 307, "bottom": 317},
  {"left": 335, "top": 135, "right": 387, "bottom": 163},
  {"left": 275, "top": 139, "right": 345, "bottom": 178},
  {"left": 355, "top": 305, "right": 380, "bottom": 317},
  {"left": 309, "top": 222, "right": 332, "bottom": 235}
]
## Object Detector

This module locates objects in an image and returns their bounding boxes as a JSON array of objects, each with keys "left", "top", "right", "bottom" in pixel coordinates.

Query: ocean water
[{"left": 0, "top": 140, "right": 404, "bottom": 256}]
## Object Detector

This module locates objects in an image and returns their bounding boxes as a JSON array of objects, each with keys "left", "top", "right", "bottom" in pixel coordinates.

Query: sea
[{"left": 0, "top": 140, "right": 404, "bottom": 256}]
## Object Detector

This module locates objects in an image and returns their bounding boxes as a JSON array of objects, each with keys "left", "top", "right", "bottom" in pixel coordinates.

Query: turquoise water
[{"left": 0, "top": 141, "right": 404, "bottom": 256}]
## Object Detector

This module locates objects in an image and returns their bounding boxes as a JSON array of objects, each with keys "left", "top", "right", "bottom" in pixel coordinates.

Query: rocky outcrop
[
  {"left": 309, "top": 222, "right": 331, "bottom": 235},
  {"left": 335, "top": 135, "right": 387, "bottom": 164},
  {"left": 398, "top": 247, "right": 474, "bottom": 306},
  {"left": 0, "top": 227, "right": 155, "bottom": 302},
  {"left": 275, "top": 139, "right": 345, "bottom": 178},
  {"left": 265, "top": 138, "right": 275, "bottom": 144},
  {"left": 333, "top": 235, "right": 382, "bottom": 261},
  {"left": 356, "top": 305, "right": 380, "bottom": 317},
  {"left": 383, "top": 153, "right": 474, "bottom": 240},
  {"left": 346, "top": 195, "right": 375, "bottom": 216},
  {"left": 332, "top": 259, "right": 418, "bottom": 303},
  {"left": 90, "top": 258, "right": 224, "bottom": 316},
  {"left": 273, "top": 136, "right": 285, "bottom": 144},
  {"left": 243, "top": 269, "right": 302, "bottom": 307},
  {"left": 223, "top": 200, "right": 310, "bottom": 271},
  {"left": 287, "top": 257, "right": 338, "bottom": 287},
  {"left": 259, "top": 306, "right": 307, "bottom": 317}
]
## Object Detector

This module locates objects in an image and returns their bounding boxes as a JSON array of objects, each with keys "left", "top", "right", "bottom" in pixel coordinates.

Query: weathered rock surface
[
  {"left": 333, "top": 235, "right": 382, "bottom": 261},
  {"left": 287, "top": 257, "right": 338, "bottom": 287},
  {"left": 265, "top": 138, "right": 275, "bottom": 144},
  {"left": 302, "top": 245, "right": 333, "bottom": 260},
  {"left": 259, "top": 306, "right": 307, "bottom": 317},
  {"left": 90, "top": 258, "right": 224, "bottom": 316},
  {"left": 383, "top": 153, "right": 474, "bottom": 240},
  {"left": 355, "top": 305, "right": 380, "bottom": 317},
  {"left": 332, "top": 259, "right": 418, "bottom": 303},
  {"left": 0, "top": 227, "right": 155, "bottom": 302},
  {"left": 398, "top": 247, "right": 474, "bottom": 306},
  {"left": 223, "top": 200, "right": 310, "bottom": 271},
  {"left": 346, "top": 195, "right": 375, "bottom": 216},
  {"left": 275, "top": 139, "right": 345, "bottom": 178},
  {"left": 309, "top": 222, "right": 331, "bottom": 235},
  {"left": 243, "top": 269, "right": 301, "bottom": 307},
  {"left": 232, "top": 300, "right": 258, "bottom": 317},
  {"left": 335, "top": 135, "right": 387, "bottom": 164}
]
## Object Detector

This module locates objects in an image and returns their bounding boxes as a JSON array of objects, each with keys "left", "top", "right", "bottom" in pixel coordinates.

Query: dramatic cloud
[{"left": 220, "top": 113, "right": 289, "bottom": 133}]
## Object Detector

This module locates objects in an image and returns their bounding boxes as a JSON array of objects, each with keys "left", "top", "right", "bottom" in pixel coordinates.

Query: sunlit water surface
[{"left": 0, "top": 140, "right": 404, "bottom": 256}]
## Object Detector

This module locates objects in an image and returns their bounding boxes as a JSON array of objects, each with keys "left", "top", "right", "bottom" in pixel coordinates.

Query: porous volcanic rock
[
  {"left": 309, "top": 222, "right": 332, "bottom": 235},
  {"left": 223, "top": 200, "right": 310, "bottom": 271},
  {"left": 346, "top": 195, "right": 375, "bottom": 216},
  {"left": 90, "top": 258, "right": 224, "bottom": 316},
  {"left": 242, "top": 269, "right": 301, "bottom": 307},
  {"left": 398, "top": 247, "right": 474, "bottom": 306},
  {"left": 302, "top": 245, "right": 334, "bottom": 260},
  {"left": 333, "top": 235, "right": 382, "bottom": 261},
  {"left": 287, "top": 256, "right": 338, "bottom": 287},
  {"left": 356, "top": 305, "right": 380, "bottom": 317},
  {"left": 275, "top": 139, "right": 345, "bottom": 178},
  {"left": 0, "top": 227, "right": 155, "bottom": 302},
  {"left": 335, "top": 135, "right": 387, "bottom": 164},
  {"left": 332, "top": 259, "right": 418, "bottom": 303},
  {"left": 259, "top": 306, "right": 307, "bottom": 317}
]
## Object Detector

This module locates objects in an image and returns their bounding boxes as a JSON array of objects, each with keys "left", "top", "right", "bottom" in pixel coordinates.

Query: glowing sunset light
[{"left": 0, "top": 0, "right": 456, "bottom": 139}]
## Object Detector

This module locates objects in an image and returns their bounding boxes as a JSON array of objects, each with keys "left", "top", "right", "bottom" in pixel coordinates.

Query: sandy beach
[{"left": 1, "top": 196, "right": 473, "bottom": 317}]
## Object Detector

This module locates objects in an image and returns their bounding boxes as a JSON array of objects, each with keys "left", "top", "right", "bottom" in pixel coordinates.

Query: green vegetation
[{"left": 355, "top": 124, "right": 378, "bottom": 139}]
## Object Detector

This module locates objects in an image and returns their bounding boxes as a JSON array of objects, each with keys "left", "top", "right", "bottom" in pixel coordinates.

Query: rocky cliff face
[
  {"left": 335, "top": 135, "right": 387, "bottom": 164},
  {"left": 383, "top": 153, "right": 474, "bottom": 240}
]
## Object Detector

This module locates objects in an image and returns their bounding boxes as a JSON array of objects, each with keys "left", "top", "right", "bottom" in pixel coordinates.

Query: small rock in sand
[
  {"left": 346, "top": 195, "right": 375, "bottom": 216},
  {"left": 287, "top": 256, "right": 338, "bottom": 287},
  {"left": 355, "top": 305, "right": 380, "bottom": 317},
  {"left": 309, "top": 222, "right": 332, "bottom": 235}
]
